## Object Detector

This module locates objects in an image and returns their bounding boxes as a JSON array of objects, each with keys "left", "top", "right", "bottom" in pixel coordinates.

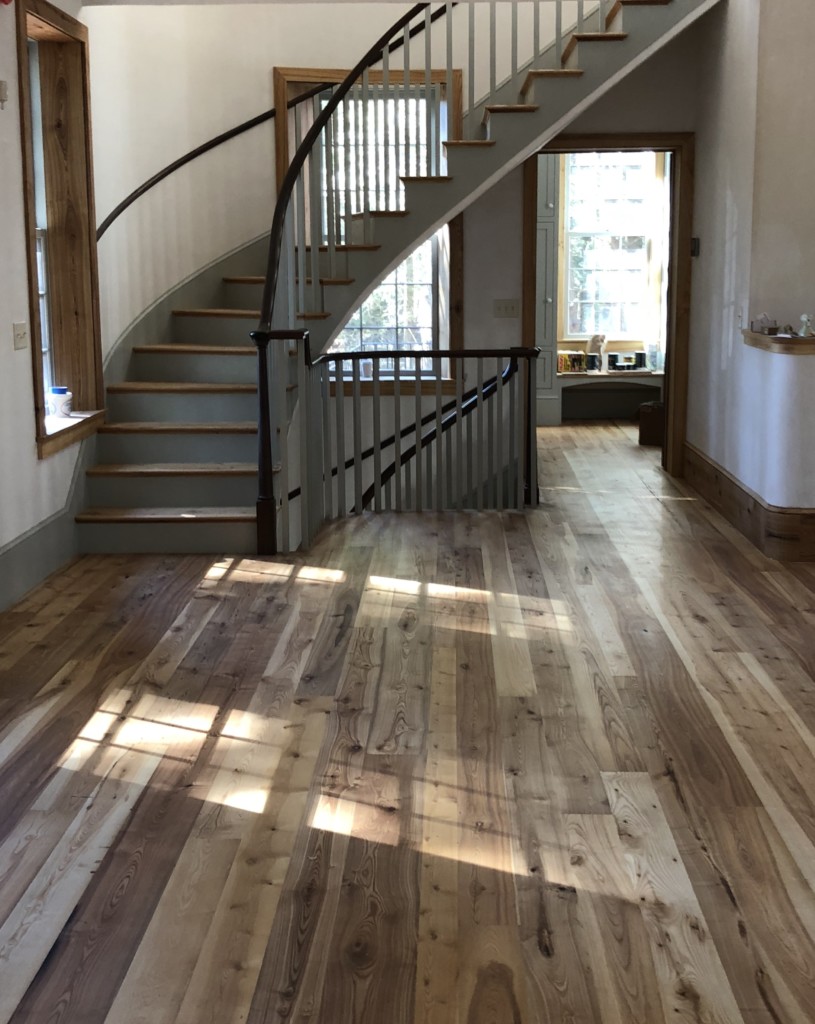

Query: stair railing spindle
[
  {"left": 373, "top": 359, "right": 383, "bottom": 512},
  {"left": 414, "top": 357, "right": 423, "bottom": 510},
  {"left": 335, "top": 360, "right": 346, "bottom": 515},
  {"left": 578, "top": 0, "right": 585, "bottom": 33},
  {"left": 487, "top": 355, "right": 496, "bottom": 506},
  {"left": 324, "top": 110, "right": 338, "bottom": 280},
  {"left": 434, "top": 354, "right": 443, "bottom": 510},
  {"left": 308, "top": 119, "right": 322, "bottom": 313},
  {"left": 467, "top": 3, "right": 475, "bottom": 133},
  {"left": 362, "top": 70, "right": 372, "bottom": 243},
  {"left": 534, "top": 1, "right": 541, "bottom": 60},
  {"left": 516, "top": 354, "right": 525, "bottom": 508},
  {"left": 511, "top": 3, "right": 519, "bottom": 79},
  {"left": 278, "top": 340, "right": 290, "bottom": 547},
  {"left": 425, "top": 7, "right": 433, "bottom": 176},
  {"left": 496, "top": 353, "right": 504, "bottom": 511},
  {"left": 476, "top": 355, "right": 484, "bottom": 510},
  {"left": 445, "top": 1, "right": 454, "bottom": 145},
  {"left": 455, "top": 359, "right": 464, "bottom": 509},
  {"left": 294, "top": 109, "right": 307, "bottom": 319},
  {"left": 382, "top": 48, "right": 391, "bottom": 210},
  {"left": 320, "top": 363, "right": 333, "bottom": 518},
  {"left": 394, "top": 355, "right": 402, "bottom": 510},
  {"left": 489, "top": 2, "right": 497, "bottom": 101},
  {"left": 403, "top": 24, "right": 412, "bottom": 187},
  {"left": 342, "top": 97, "right": 352, "bottom": 245},
  {"left": 352, "top": 360, "right": 363, "bottom": 512},
  {"left": 556, "top": 2, "right": 564, "bottom": 68}
]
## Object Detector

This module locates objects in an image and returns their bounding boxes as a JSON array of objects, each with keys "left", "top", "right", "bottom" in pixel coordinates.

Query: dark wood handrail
[
  {"left": 256, "top": 3, "right": 431, "bottom": 333},
  {"left": 95, "top": 9, "right": 456, "bottom": 243},
  {"left": 96, "top": 81, "right": 332, "bottom": 241},
  {"left": 357, "top": 349, "right": 536, "bottom": 511},
  {"left": 285, "top": 346, "right": 540, "bottom": 509}
]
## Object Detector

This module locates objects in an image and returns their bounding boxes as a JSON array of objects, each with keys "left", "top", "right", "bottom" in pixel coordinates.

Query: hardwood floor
[{"left": 1, "top": 421, "right": 814, "bottom": 1023}]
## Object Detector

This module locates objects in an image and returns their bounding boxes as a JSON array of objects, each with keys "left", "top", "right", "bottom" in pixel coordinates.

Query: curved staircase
[{"left": 78, "top": 0, "right": 722, "bottom": 554}]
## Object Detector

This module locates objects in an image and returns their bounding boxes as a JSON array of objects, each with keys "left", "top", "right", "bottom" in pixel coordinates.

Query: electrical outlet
[
  {"left": 494, "top": 299, "right": 520, "bottom": 319},
  {"left": 13, "top": 322, "right": 28, "bottom": 351}
]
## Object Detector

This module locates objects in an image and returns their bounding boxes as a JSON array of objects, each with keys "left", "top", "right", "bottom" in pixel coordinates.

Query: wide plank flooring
[{"left": 1, "top": 421, "right": 814, "bottom": 1023}]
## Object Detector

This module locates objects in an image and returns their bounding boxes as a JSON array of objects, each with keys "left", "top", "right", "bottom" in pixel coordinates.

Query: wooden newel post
[{"left": 250, "top": 330, "right": 277, "bottom": 555}]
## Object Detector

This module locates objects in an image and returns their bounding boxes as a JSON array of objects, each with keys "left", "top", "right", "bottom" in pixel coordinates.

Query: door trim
[{"left": 525, "top": 132, "right": 695, "bottom": 478}]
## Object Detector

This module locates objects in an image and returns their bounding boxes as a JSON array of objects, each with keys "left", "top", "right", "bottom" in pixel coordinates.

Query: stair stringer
[{"left": 301, "top": 0, "right": 722, "bottom": 353}]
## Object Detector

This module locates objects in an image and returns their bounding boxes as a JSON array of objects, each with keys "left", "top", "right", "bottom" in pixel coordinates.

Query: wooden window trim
[
  {"left": 273, "top": 66, "right": 465, "bottom": 360},
  {"left": 16, "top": 0, "right": 104, "bottom": 458},
  {"left": 525, "top": 132, "right": 696, "bottom": 479}
]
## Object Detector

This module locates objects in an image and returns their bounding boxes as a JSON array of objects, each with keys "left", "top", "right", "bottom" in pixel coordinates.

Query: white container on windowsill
[{"left": 46, "top": 386, "right": 73, "bottom": 417}]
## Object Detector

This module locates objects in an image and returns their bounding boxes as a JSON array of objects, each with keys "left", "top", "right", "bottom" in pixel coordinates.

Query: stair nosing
[
  {"left": 87, "top": 462, "right": 261, "bottom": 477},
  {"left": 107, "top": 382, "right": 257, "bottom": 394},
  {"left": 76, "top": 507, "right": 256, "bottom": 524},
  {"left": 98, "top": 422, "right": 258, "bottom": 434},
  {"left": 132, "top": 345, "right": 256, "bottom": 356}
]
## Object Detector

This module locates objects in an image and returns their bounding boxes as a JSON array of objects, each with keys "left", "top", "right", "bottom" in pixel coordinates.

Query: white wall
[
  {"left": 687, "top": 0, "right": 815, "bottom": 508},
  {"left": 0, "top": 0, "right": 85, "bottom": 553},
  {"left": 750, "top": 0, "right": 815, "bottom": 323},
  {"left": 85, "top": 3, "right": 414, "bottom": 359}
]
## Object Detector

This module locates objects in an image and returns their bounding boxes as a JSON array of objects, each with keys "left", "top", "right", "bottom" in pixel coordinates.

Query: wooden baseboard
[{"left": 683, "top": 443, "right": 815, "bottom": 561}]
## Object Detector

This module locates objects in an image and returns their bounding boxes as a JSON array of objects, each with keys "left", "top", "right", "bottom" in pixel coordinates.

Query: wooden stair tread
[
  {"left": 296, "top": 312, "right": 332, "bottom": 321},
  {"left": 481, "top": 103, "right": 539, "bottom": 126},
  {"left": 297, "top": 278, "right": 355, "bottom": 286},
  {"left": 98, "top": 422, "right": 257, "bottom": 434},
  {"left": 573, "top": 31, "right": 628, "bottom": 40},
  {"left": 224, "top": 275, "right": 355, "bottom": 286},
  {"left": 443, "top": 139, "right": 496, "bottom": 147},
  {"left": 172, "top": 308, "right": 260, "bottom": 319},
  {"left": 107, "top": 382, "right": 256, "bottom": 394},
  {"left": 400, "top": 175, "right": 453, "bottom": 183},
  {"left": 350, "top": 210, "right": 409, "bottom": 220},
  {"left": 300, "top": 244, "right": 380, "bottom": 252},
  {"left": 132, "top": 344, "right": 256, "bottom": 356},
  {"left": 484, "top": 103, "right": 539, "bottom": 112},
  {"left": 521, "top": 68, "right": 585, "bottom": 96},
  {"left": 76, "top": 507, "right": 256, "bottom": 524},
  {"left": 87, "top": 462, "right": 260, "bottom": 477}
]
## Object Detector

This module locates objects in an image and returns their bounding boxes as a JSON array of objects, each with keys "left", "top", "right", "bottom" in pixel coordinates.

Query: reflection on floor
[{"left": 0, "top": 421, "right": 814, "bottom": 1023}]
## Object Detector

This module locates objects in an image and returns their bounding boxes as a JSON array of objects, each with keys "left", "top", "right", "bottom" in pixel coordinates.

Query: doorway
[{"left": 523, "top": 133, "right": 695, "bottom": 477}]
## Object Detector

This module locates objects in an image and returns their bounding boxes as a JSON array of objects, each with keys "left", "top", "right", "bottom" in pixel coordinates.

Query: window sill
[{"left": 37, "top": 409, "right": 105, "bottom": 459}]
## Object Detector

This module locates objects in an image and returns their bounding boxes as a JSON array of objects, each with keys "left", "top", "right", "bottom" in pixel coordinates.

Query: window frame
[{"left": 16, "top": 0, "right": 105, "bottom": 459}]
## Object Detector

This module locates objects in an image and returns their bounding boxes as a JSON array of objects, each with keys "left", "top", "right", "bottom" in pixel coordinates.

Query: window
[
  {"left": 562, "top": 151, "right": 670, "bottom": 362},
  {"left": 17, "top": 0, "right": 104, "bottom": 457},
  {"left": 330, "top": 230, "right": 447, "bottom": 360},
  {"left": 322, "top": 87, "right": 450, "bottom": 365}
]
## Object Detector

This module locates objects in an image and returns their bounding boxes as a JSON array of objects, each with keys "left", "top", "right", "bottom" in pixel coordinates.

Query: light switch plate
[
  {"left": 494, "top": 299, "right": 520, "bottom": 319},
  {"left": 13, "top": 322, "right": 28, "bottom": 351}
]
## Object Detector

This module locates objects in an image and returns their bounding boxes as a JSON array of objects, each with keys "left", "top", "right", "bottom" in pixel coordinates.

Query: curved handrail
[
  {"left": 96, "top": 6, "right": 455, "bottom": 243},
  {"left": 256, "top": 2, "right": 432, "bottom": 333},
  {"left": 96, "top": 82, "right": 331, "bottom": 241},
  {"left": 285, "top": 348, "right": 515, "bottom": 504}
]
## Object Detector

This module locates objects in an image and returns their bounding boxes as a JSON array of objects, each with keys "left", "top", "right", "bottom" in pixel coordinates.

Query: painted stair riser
[
  {"left": 87, "top": 475, "right": 259, "bottom": 508},
  {"left": 222, "top": 281, "right": 264, "bottom": 308},
  {"left": 301, "top": 0, "right": 719, "bottom": 351},
  {"left": 131, "top": 351, "right": 258, "bottom": 384},
  {"left": 106, "top": 391, "right": 258, "bottom": 423},
  {"left": 77, "top": 521, "right": 257, "bottom": 556},
  {"left": 172, "top": 315, "right": 260, "bottom": 346},
  {"left": 97, "top": 433, "right": 258, "bottom": 464}
]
